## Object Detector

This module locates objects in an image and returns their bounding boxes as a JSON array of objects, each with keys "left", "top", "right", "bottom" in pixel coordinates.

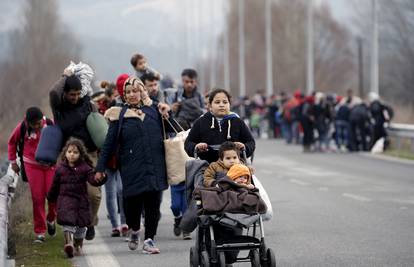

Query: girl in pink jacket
[{"left": 8, "top": 107, "right": 56, "bottom": 243}]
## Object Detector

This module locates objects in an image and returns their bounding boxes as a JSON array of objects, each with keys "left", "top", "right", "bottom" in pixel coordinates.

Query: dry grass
[
  {"left": 8, "top": 177, "right": 32, "bottom": 257},
  {"left": 387, "top": 101, "right": 414, "bottom": 124}
]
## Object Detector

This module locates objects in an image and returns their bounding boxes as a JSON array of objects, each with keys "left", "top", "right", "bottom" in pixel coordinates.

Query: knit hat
[
  {"left": 26, "top": 107, "right": 43, "bottom": 123},
  {"left": 116, "top": 74, "right": 130, "bottom": 99},
  {"left": 227, "top": 164, "right": 251, "bottom": 182},
  {"left": 64, "top": 75, "right": 82, "bottom": 92}
]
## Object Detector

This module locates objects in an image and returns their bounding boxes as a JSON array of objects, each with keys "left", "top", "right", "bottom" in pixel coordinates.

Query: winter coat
[
  {"left": 47, "top": 161, "right": 97, "bottom": 227},
  {"left": 184, "top": 112, "right": 255, "bottom": 163},
  {"left": 349, "top": 103, "right": 370, "bottom": 124},
  {"left": 171, "top": 87, "right": 204, "bottom": 129},
  {"left": 335, "top": 104, "right": 350, "bottom": 122},
  {"left": 49, "top": 76, "right": 97, "bottom": 152},
  {"left": 8, "top": 118, "right": 52, "bottom": 166},
  {"left": 180, "top": 158, "right": 209, "bottom": 233},
  {"left": 193, "top": 177, "right": 267, "bottom": 215},
  {"left": 203, "top": 160, "right": 229, "bottom": 187},
  {"left": 95, "top": 104, "right": 169, "bottom": 197}
]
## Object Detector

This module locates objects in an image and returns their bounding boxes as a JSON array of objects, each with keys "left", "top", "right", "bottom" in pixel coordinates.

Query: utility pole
[
  {"left": 265, "top": 0, "right": 273, "bottom": 96},
  {"left": 306, "top": 0, "right": 314, "bottom": 95},
  {"left": 209, "top": 0, "right": 217, "bottom": 89},
  {"left": 357, "top": 37, "right": 364, "bottom": 98},
  {"left": 238, "top": 0, "right": 246, "bottom": 97},
  {"left": 185, "top": 0, "right": 192, "bottom": 65},
  {"left": 223, "top": 0, "right": 231, "bottom": 90},
  {"left": 370, "top": 0, "right": 379, "bottom": 95}
]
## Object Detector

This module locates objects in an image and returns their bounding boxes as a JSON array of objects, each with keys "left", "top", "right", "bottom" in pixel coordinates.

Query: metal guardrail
[
  {"left": 388, "top": 123, "right": 414, "bottom": 152},
  {"left": 0, "top": 164, "right": 19, "bottom": 267}
]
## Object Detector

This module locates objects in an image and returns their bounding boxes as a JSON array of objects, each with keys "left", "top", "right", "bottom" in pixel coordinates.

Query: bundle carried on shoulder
[
  {"left": 86, "top": 112, "right": 108, "bottom": 149},
  {"left": 35, "top": 125, "right": 63, "bottom": 165},
  {"left": 65, "top": 61, "right": 94, "bottom": 97}
]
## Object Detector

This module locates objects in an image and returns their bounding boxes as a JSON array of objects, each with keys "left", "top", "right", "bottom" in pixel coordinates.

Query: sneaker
[
  {"left": 121, "top": 225, "right": 129, "bottom": 237},
  {"left": 111, "top": 228, "right": 121, "bottom": 237},
  {"left": 182, "top": 231, "right": 192, "bottom": 240},
  {"left": 142, "top": 238, "right": 160, "bottom": 254},
  {"left": 47, "top": 221, "right": 56, "bottom": 237},
  {"left": 33, "top": 234, "right": 45, "bottom": 244},
  {"left": 173, "top": 216, "right": 182, "bottom": 236},
  {"left": 85, "top": 226, "right": 95, "bottom": 241},
  {"left": 128, "top": 231, "right": 140, "bottom": 250}
]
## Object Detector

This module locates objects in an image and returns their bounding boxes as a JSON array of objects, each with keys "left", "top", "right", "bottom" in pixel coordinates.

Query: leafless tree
[
  {"left": 0, "top": 0, "right": 80, "bottom": 150},
  {"left": 201, "top": 0, "right": 356, "bottom": 97}
]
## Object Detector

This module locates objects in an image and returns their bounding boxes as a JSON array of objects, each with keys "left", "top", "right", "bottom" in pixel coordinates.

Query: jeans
[
  {"left": 335, "top": 120, "right": 349, "bottom": 149},
  {"left": 282, "top": 120, "right": 301, "bottom": 144},
  {"left": 105, "top": 169, "right": 126, "bottom": 228},
  {"left": 170, "top": 182, "right": 187, "bottom": 218}
]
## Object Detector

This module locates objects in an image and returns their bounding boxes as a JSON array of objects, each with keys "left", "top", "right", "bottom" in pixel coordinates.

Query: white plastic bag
[
  {"left": 65, "top": 61, "right": 94, "bottom": 97},
  {"left": 252, "top": 175, "right": 273, "bottom": 221},
  {"left": 371, "top": 137, "right": 384, "bottom": 154}
]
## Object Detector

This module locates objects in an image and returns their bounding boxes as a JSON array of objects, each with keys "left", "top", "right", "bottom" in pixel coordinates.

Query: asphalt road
[{"left": 73, "top": 140, "right": 414, "bottom": 267}]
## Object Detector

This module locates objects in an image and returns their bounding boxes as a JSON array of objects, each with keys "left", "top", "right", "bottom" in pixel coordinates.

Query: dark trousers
[
  {"left": 123, "top": 191, "right": 163, "bottom": 240},
  {"left": 170, "top": 182, "right": 187, "bottom": 218}
]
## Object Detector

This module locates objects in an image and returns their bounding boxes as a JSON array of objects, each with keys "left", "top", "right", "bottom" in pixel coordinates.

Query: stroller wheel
[
  {"left": 190, "top": 246, "right": 199, "bottom": 267},
  {"left": 250, "top": 249, "right": 261, "bottom": 267},
  {"left": 218, "top": 251, "right": 226, "bottom": 267},
  {"left": 266, "top": 248, "right": 276, "bottom": 267},
  {"left": 201, "top": 250, "right": 210, "bottom": 267}
]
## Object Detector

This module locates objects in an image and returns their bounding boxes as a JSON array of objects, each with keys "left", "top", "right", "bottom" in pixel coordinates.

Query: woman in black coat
[
  {"left": 185, "top": 88, "right": 255, "bottom": 163},
  {"left": 184, "top": 88, "right": 255, "bottom": 264},
  {"left": 95, "top": 76, "right": 170, "bottom": 254}
]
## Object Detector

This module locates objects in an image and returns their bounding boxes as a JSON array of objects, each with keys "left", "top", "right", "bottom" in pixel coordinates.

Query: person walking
[
  {"left": 8, "top": 107, "right": 57, "bottom": 243},
  {"left": 95, "top": 76, "right": 171, "bottom": 254},
  {"left": 49, "top": 72, "right": 101, "bottom": 240}
]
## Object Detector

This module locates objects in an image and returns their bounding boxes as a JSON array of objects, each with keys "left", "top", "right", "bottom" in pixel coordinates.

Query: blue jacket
[{"left": 96, "top": 104, "right": 168, "bottom": 197}]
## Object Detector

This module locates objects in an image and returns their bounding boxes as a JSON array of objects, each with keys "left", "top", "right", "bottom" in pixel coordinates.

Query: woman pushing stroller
[{"left": 184, "top": 88, "right": 256, "bottom": 265}]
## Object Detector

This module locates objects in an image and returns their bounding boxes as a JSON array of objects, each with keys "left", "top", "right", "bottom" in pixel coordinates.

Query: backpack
[{"left": 16, "top": 118, "right": 53, "bottom": 182}]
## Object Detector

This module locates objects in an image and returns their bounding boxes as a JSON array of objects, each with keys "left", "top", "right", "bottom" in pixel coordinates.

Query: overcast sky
[{"left": 1, "top": 0, "right": 355, "bottom": 79}]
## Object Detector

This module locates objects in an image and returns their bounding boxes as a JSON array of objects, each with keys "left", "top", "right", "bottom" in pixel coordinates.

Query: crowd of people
[
  {"left": 7, "top": 52, "right": 258, "bottom": 264},
  {"left": 233, "top": 88, "right": 393, "bottom": 153},
  {"left": 7, "top": 49, "right": 393, "bottom": 262}
]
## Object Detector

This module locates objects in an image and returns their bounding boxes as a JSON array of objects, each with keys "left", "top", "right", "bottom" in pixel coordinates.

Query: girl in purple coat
[{"left": 48, "top": 138, "right": 101, "bottom": 258}]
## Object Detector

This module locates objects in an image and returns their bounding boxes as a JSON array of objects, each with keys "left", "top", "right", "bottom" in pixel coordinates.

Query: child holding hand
[{"left": 48, "top": 138, "right": 102, "bottom": 258}]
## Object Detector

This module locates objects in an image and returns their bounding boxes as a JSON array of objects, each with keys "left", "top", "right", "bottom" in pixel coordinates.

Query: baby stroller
[{"left": 184, "top": 146, "right": 276, "bottom": 267}]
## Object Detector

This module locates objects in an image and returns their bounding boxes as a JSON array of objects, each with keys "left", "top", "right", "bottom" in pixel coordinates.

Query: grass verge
[
  {"left": 8, "top": 178, "right": 72, "bottom": 267},
  {"left": 14, "top": 223, "right": 72, "bottom": 267},
  {"left": 384, "top": 149, "right": 414, "bottom": 161}
]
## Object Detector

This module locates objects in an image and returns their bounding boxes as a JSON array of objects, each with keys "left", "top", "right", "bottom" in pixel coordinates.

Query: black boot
[
  {"left": 173, "top": 216, "right": 182, "bottom": 237},
  {"left": 85, "top": 226, "right": 95, "bottom": 240}
]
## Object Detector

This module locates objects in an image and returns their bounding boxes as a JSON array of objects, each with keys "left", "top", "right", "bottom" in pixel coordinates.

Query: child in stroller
[{"left": 186, "top": 144, "right": 276, "bottom": 267}]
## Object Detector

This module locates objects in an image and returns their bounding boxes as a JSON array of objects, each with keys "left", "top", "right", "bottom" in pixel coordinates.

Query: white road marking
[
  {"left": 318, "top": 187, "right": 329, "bottom": 191},
  {"left": 342, "top": 193, "right": 372, "bottom": 202},
  {"left": 289, "top": 179, "right": 310, "bottom": 186},
  {"left": 84, "top": 227, "right": 121, "bottom": 267},
  {"left": 400, "top": 207, "right": 408, "bottom": 210}
]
